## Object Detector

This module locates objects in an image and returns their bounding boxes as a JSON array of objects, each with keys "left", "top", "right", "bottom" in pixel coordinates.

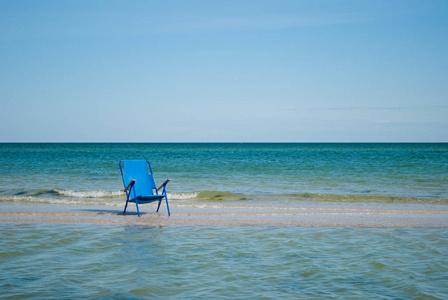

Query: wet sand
[{"left": 1, "top": 202, "right": 448, "bottom": 227}]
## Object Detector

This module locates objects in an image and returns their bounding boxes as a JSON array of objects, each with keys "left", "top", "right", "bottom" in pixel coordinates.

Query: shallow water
[{"left": 1, "top": 223, "right": 447, "bottom": 299}]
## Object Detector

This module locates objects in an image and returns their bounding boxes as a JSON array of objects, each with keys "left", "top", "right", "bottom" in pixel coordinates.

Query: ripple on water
[{"left": 0, "top": 224, "right": 447, "bottom": 299}]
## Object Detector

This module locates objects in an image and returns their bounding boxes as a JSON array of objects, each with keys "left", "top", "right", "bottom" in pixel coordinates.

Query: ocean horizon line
[{"left": 1, "top": 141, "right": 448, "bottom": 144}]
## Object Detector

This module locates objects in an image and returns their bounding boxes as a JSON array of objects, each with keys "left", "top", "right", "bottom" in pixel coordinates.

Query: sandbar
[{"left": 1, "top": 201, "right": 448, "bottom": 227}]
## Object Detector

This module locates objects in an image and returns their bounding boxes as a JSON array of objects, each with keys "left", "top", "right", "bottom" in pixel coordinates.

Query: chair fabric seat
[{"left": 130, "top": 195, "right": 165, "bottom": 202}]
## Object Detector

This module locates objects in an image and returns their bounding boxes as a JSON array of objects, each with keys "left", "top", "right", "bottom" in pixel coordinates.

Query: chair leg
[
  {"left": 165, "top": 195, "right": 170, "bottom": 216},
  {"left": 135, "top": 200, "right": 141, "bottom": 217},
  {"left": 123, "top": 198, "right": 129, "bottom": 214},
  {"left": 156, "top": 199, "right": 162, "bottom": 212}
]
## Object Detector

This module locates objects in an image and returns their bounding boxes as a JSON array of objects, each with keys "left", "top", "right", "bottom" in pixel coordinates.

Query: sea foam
[{"left": 52, "top": 188, "right": 124, "bottom": 198}]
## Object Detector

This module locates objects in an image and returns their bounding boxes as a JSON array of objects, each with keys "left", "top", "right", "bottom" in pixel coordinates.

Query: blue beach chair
[{"left": 119, "top": 160, "right": 171, "bottom": 217}]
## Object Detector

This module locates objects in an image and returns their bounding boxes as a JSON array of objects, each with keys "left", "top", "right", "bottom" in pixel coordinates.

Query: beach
[
  {"left": 2, "top": 0, "right": 447, "bottom": 296},
  {"left": 1, "top": 143, "right": 447, "bottom": 299},
  {"left": 1, "top": 201, "right": 448, "bottom": 227}
]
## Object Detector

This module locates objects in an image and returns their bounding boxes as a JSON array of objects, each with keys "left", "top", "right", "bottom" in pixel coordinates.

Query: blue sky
[{"left": 1, "top": 0, "right": 447, "bottom": 142}]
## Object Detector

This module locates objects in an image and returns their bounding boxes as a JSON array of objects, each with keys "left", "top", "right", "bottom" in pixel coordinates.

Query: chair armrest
[
  {"left": 124, "top": 179, "right": 135, "bottom": 192},
  {"left": 157, "top": 179, "right": 171, "bottom": 192}
]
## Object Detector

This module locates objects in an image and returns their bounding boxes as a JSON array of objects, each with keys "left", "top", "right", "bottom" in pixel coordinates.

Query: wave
[
  {"left": 189, "top": 191, "right": 448, "bottom": 203},
  {"left": 52, "top": 188, "right": 124, "bottom": 198},
  {"left": 172, "top": 191, "right": 448, "bottom": 203},
  {"left": 0, "top": 192, "right": 199, "bottom": 206},
  {"left": 52, "top": 188, "right": 199, "bottom": 200},
  {"left": 169, "top": 192, "right": 199, "bottom": 200},
  {"left": 1, "top": 189, "right": 447, "bottom": 205},
  {"left": 0, "top": 195, "right": 121, "bottom": 206}
]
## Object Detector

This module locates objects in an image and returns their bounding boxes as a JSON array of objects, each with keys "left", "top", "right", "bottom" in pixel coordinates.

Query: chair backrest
[{"left": 120, "top": 160, "right": 158, "bottom": 196}]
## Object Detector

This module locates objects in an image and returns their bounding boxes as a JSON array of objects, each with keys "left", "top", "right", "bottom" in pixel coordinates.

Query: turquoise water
[
  {"left": 1, "top": 224, "right": 447, "bottom": 299},
  {"left": 1, "top": 143, "right": 448, "bottom": 298},
  {"left": 1, "top": 143, "right": 447, "bottom": 204}
]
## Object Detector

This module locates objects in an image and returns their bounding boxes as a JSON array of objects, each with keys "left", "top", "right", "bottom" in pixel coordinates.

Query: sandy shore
[{"left": 1, "top": 202, "right": 448, "bottom": 227}]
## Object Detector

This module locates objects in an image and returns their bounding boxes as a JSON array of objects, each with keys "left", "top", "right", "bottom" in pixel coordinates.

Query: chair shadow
[{"left": 78, "top": 209, "right": 148, "bottom": 216}]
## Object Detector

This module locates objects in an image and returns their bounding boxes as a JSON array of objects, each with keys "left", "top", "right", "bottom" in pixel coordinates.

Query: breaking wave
[
  {"left": 52, "top": 188, "right": 199, "bottom": 200},
  {"left": 0, "top": 195, "right": 121, "bottom": 206},
  {"left": 1, "top": 189, "right": 446, "bottom": 206},
  {"left": 52, "top": 188, "right": 124, "bottom": 198}
]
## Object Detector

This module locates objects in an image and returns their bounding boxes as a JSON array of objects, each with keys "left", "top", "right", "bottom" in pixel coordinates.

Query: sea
[{"left": 1, "top": 143, "right": 447, "bottom": 299}]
